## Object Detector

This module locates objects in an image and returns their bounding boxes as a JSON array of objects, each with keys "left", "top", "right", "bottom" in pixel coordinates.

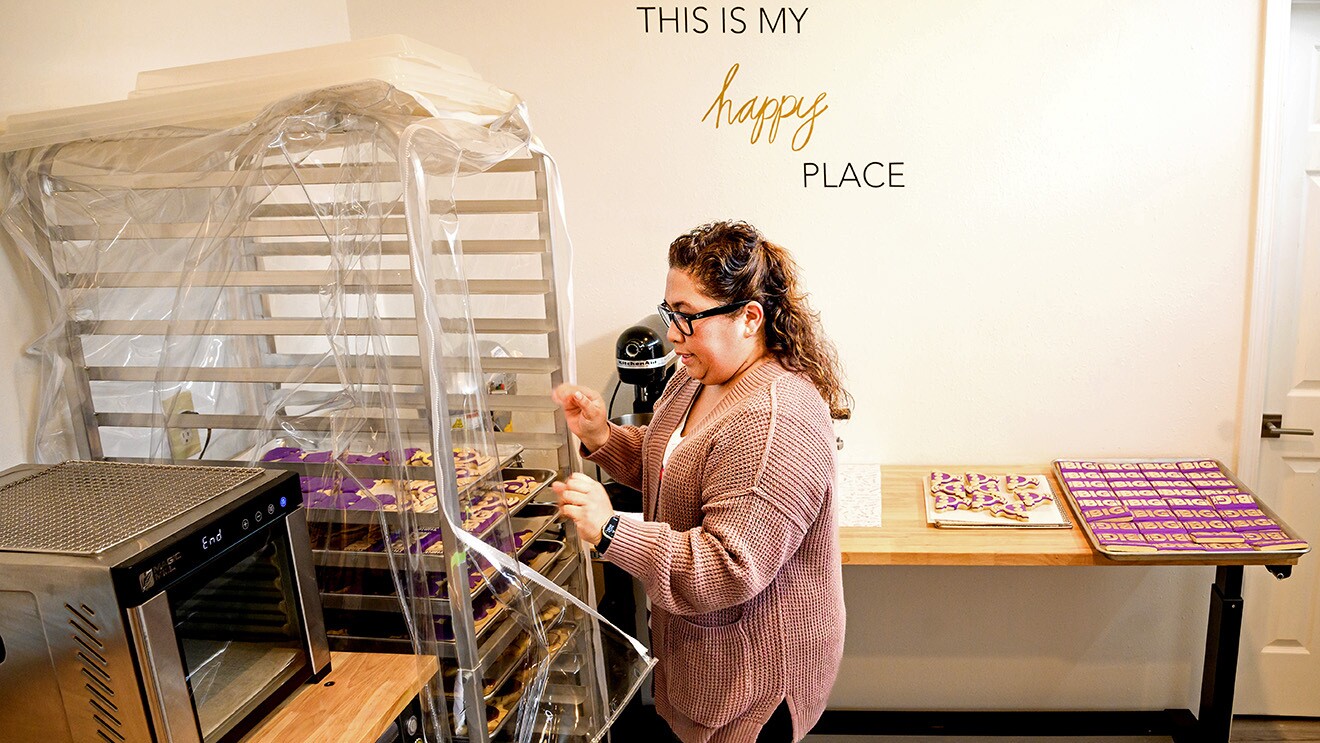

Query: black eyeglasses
[{"left": 657, "top": 300, "right": 751, "bottom": 336}]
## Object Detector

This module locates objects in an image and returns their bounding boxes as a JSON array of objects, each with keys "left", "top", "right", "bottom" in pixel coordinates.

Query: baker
[{"left": 553, "top": 220, "right": 850, "bottom": 742}]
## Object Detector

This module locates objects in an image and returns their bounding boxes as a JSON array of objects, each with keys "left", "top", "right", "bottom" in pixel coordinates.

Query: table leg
[{"left": 1185, "top": 565, "right": 1244, "bottom": 743}]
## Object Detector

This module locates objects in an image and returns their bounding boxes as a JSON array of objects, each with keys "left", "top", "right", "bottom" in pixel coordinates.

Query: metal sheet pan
[
  {"left": 1052, "top": 458, "right": 1311, "bottom": 562},
  {"left": 499, "top": 467, "right": 557, "bottom": 516}
]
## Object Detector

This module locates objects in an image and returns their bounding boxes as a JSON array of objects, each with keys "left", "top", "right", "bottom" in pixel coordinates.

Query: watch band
[{"left": 596, "top": 514, "right": 621, "bottom": 553}]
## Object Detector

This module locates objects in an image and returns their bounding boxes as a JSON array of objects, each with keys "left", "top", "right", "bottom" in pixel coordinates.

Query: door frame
[{"left": 1237, "top": 0, "right": 1294, "bottom": 489}]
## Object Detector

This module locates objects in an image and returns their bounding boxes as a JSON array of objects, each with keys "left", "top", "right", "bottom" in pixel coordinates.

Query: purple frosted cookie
[
  {"left": 1091, "top": 520, "right": 1142, "bottom": 534},
  {"left": 513, "top": 529, "right": 535, "bottom": 549},
  {"left": 416, "top": 530, "right": 446, "bottom": 553},
  {"left": 502, "top": 477, "right": 537, "bottom": 493},
  {"left": 1067, "top": 479, "right": 1114, "bottom": 492},
  {"left": 1135, "top": 521, "right": 1189, "bottom": 536},
  {"left": 1104, "top": 471, "right": 1142, "bottom": 481},
  {"left": 1186, "top": 525, "right": 1245, "bottom": 544},
  {"left": 1130, "top": 507, "right": 1175, "bottom": 523},
  {"left": 1241, "top": 531, "right": 1309, "bottom": 551},
  {"left": 1228, "top": 516, "right": 1279, "bottom": 532},
  {"left": 1120, "top": 497, "right": 1167, "bottom": 508},
  {"left": 1214, "top": 506, "right": 1266, "bottom": 520},
  {"left": 1206, "top": 491, "right": 1255, "bottom": 505},
  {"left": 1004, "top": 474, "right": 1038, "bottom": 492},
  {"left": 989, "top": 502, "right": 1030, "bottom": 521},
  {"left": 1015, "top": 491, "right": 1051, "bottom": 509},
  {"left": 262, "top": 446, "right": 305, "bottom": 462},
  {"left": 1082, "top": 505, "right": 1133, "bottom": 523},
  {"left": 1195, "top": 483, "right": 1243, "bottom": 495},
  {"left": 1093, "top": 531, "right": 1156, "bottom": 551},
  {"left": 933, "top": 494, "right": 969, "bottom": 512},
  {"left": 930, "top": 471, "right": 961, "bottom": 488}
]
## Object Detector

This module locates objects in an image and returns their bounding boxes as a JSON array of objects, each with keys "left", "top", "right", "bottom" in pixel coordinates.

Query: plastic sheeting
[{"left": 0, "top": 80, "right": 652, "bottom": 743}]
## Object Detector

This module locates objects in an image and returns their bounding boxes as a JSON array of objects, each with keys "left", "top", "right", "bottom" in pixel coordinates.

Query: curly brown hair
[{"left": 668, "top": 220, "right": 852, "bottom": 419}]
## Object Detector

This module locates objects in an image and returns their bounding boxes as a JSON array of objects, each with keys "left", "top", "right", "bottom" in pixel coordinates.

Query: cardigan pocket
[{"left": 664, "top": 614, "right": 755, "bottom": 729}]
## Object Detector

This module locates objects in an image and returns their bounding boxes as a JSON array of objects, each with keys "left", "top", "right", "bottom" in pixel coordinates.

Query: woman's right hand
[{"left": 551, "top": 384, "right": 610, "bottom": 453}]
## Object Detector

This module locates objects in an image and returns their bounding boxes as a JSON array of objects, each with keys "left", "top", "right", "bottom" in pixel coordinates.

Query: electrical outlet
[{"left": 164, "top": 390, "right": 202, "bottom": 460}]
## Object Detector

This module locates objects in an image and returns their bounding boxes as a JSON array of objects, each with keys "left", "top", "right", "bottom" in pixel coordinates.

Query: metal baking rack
[
  {"left": 1053, "top": 458, "right": 1311, "bottom": 562},
  {"left": 13, "top": 115, "right": 611, "bottom": 740}
]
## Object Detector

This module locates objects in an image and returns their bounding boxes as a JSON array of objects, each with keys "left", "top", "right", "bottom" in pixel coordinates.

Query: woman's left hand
[{"left": 553, "top": 472, "right": 614, "bottom": 546}]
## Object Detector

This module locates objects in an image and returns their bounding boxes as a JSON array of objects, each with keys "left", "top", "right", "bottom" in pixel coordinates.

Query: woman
[{"left": 552, "top": 221, "right": 849, "bottom": 743}]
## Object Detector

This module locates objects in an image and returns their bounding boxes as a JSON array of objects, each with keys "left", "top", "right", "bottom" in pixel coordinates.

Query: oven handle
[
  {"left": 284, "top": 508, "right": 331, "bottom": 676},
  {"left": 127, "top": 593, "right": 204, "bottom": 743}
]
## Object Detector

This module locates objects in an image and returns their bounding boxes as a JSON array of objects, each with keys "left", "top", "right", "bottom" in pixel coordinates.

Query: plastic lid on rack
[{"left": 0, "top": 35, "right": 520, "bottom": 153}]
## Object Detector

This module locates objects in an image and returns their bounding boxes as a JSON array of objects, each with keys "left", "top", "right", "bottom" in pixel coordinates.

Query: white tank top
[{"left": 662, "top": 407, "right": 691, "bottom": 469}]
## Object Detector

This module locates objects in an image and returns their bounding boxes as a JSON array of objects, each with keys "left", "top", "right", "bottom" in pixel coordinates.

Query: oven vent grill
[
  {"left": 0, "top": 460, "right": 261, "bottom": 555},
  {"left": 65, "top": 603, "right": 125, "bottom": 742}
]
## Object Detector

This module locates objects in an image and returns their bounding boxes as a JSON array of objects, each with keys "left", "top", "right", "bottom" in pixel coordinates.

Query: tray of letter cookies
[
  {"left": 925, "top": 470, "right": 1073, "bottom": 528},
  {"left": 1053, "top": 458, "right": 1310, "bottom": 560}
]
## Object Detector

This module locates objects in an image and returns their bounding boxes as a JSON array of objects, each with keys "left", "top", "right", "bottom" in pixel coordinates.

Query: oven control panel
[{"left": 111, "top": 471, "right": 301, "bottom": 605}]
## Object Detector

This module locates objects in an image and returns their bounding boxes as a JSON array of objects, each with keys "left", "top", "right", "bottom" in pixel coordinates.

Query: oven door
[{"left": 127, "top": 510, "right": 328, "bottom": 743}]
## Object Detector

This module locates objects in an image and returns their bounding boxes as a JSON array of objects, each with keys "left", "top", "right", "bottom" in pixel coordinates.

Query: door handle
[{"left": 1262, "top": 414, "right": 1315, "bottom": 439}]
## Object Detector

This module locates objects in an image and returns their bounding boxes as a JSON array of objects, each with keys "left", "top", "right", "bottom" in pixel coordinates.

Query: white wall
[
  {"left": 0, "top": 0, "right": 352, "bottom": 467},
  {"left": 346, "top": 0, "right": 1262, "bottom": 711}
]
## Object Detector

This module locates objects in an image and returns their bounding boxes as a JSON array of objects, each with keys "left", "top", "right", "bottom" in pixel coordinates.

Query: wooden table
[
  {"left": 241, "top": 652, "right": 438, "bottom": 743},
  {"left": 838, "top": 464, "right": 1303, "bottom": 567},
  {"left": 815, "top": 464, "right": 1304, "bottom": 743}
]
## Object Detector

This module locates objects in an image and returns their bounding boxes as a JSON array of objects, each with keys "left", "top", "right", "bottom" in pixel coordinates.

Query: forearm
[
  {"left": 582, "top": 423, "right": 645, "bottom": 491},
  {"left": 603, "top": 495, "right": 804, "bottom": 616}
]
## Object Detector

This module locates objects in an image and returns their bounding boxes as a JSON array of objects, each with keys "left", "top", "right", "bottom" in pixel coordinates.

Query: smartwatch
[{"left": 596, "top": 514, "right": 621, "bottom": 554}]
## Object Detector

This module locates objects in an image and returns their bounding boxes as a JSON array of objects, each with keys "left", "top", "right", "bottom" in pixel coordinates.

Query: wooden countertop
[
  {"left": 839, "top": 464, "right": 1303, "bottom": 568},
  {"left": 240, "top": 652, "right": 438, "bottom": 743}
]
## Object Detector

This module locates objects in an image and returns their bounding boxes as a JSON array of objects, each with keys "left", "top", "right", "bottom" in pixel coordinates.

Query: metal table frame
[{"left": 812, "top": 562, "right": 1292, "bottom": 742}]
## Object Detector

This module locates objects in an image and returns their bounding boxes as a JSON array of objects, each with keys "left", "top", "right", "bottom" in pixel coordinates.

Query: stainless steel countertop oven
[{"left": 0, "top": 460, "right": 330, "bottom": 743}]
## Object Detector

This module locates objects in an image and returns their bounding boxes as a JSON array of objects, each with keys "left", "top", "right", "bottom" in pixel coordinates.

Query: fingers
[
  {"left": 552, "top": 384, "right": 602, "bottom": 411},
  {"left": 552, "top": 473, "right": 598, "bottom": 506}
]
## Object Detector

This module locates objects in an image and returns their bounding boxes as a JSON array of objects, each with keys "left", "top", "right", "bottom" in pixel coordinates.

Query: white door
[{"left": 1236, "top": 1, "right": 1320, "bottom": 716}]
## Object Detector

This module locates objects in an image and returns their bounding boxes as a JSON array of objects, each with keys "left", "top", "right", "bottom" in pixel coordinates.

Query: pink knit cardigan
[{"left": 586, "top": 361, "right": 845, "bottom": 743}]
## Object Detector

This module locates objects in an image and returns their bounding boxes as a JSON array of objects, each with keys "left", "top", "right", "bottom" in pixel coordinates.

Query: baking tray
[
  {"left": 480, "top": 621, "right": 583, "bottom": 739},
  {"left": 923, "top": 472, "right": 1073, "bottom": 529},
  {"left": 510, "top": 504, "right": 562, "bottom": 557},
  {"left": 323, "top": 596, "right": 505, "bottom": 657},
  {"left": 520, "top": 537, "right": 567, "bottom": 575},
  {"left": 497, "top": 467, "right": 557, "bottom": 515},
  {"left": 316, "top": 562, "right": 499, "bottom": 612},
  {"left": 295, "top": 444, "right": 525, "bottom": 527},
  {"left": 308, "top": 510, "right": 509, "bottom": 572},
  {"left": 1053, "top": 458, "right": 1311, "bottom": 562}
]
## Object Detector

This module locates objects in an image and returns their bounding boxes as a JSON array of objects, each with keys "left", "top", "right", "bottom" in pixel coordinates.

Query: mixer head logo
[{"left": 139, "top": 569, "right": 155, "bottom": 591}]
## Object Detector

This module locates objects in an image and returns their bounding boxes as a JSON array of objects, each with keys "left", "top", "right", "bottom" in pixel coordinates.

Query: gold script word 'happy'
[{"left": 701, "top": 63, "right": 828, "bottom": 152}]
